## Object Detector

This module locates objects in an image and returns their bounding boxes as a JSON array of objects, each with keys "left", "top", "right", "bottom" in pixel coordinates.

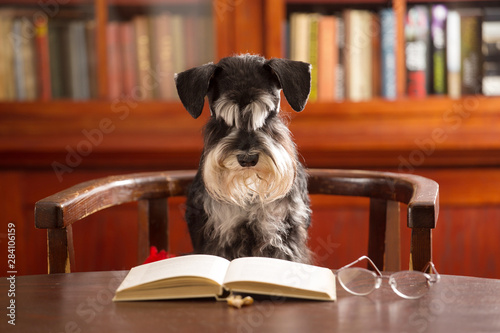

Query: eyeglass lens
[
  {"left": 337, "top": 267, "right": 378, "bottom": 296},
  {"left": 338, "top": 268, "right": 431, "bottom": 299},
  {"left": 389, "top": 271, "right": 430, "bottom": 299}
]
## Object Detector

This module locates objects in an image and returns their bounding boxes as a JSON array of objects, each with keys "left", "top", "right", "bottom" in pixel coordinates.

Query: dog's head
[
  {"left": 175, "top": 54, "right": 311, "bottom": 206},
  {"left": 175, "top": 54, "right": 311, "bottom": 120}
]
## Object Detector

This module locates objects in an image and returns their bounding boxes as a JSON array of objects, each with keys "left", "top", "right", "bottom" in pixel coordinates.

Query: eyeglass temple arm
[
  {"left": 339, "top": 256, "right": 384, "bottom": 277},
  {"left": 422, "top": 261, "right": 441, "bottom": 282}
]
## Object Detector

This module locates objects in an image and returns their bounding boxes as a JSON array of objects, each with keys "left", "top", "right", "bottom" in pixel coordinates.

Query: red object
[
  {"left": 35, "top": 17, "right": 51, "bottom": 100},
  {"left": 143, "top": 246, "right": 175, "bottom": 264},
  {"left": 407, "top": 71, "right": 426, "bottom": 97}
]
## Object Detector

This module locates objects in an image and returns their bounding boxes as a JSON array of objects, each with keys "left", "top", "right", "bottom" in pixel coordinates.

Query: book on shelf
[
  {"left": 482, "top": 8, "right": 500, "bottom": 96},
  {"left": 13, "top": 18, "right": 38, "bottom": 101},
  {"left": 309, "top": 14, "right": 319, "bottom": 102},
  {"left": 119, "top": 21, "right": 137, "bottom": 98},
  {"left": 86, "top": 20, "right": 98, "bottom": 99},
  {"left": 317, "top": 15, "right": 337, "bottom": 101},
  {"left": 48, "top": 19, "right": 67, "bottom": 99},
  {"left": 152, "top": 13, "right": 175, "bottom": 100},
  {"left": 287, "top": 4, "right": 500, "bottom": 101},
  {"left": 134, "top": 15, "right": 154, "bottom": 100},
  {"left": 290, "top": 13, "right": 323, "bottom": 102},
  {"left": 0, "top": 6, "right": 214, "bottom": 102},
  {"left": 380, "top": 8, "right": 396, "bottom": 99},
  {"left": 344, "top": 9, "right": 373, "bottom": 102},
  {"left": 288, "top": 8, "right": 390, "bottom": 101},
  {"left": 289, "top": 13, "right": 310, "bottom": 63},
  {"left": 405, "top": 6, "right": 430, "bottom": 98},
  {"left": 431, "top": 5, "right": 447, "bottom": 95},
  {"left": 107, "top": 21, "right": 123, "bottom": 100},
  {"left": 113, "top": 254, "right": 336, "bottom": 302},
  {"left": 107, "top": 11, "right": 213, "bottom": 101},
  {"left": 371, "top": 12, "right": 381, "bottom": 98},
  {"left": 336, "top": 17, "right": 345, "bottom": 100},
  {"left": 68, "top": 20, "right": 90, "bottom": 100},
  {"left": 446, "top": 10, "right": 461, "bottom": 98},
  {"left": 35, "top": 16, "right": 51, "bottom": 100},
  {"left": 170, "top": 14, "right": 186, "bottom": 90},
  {"left": 460, "top": 8, "right": 483, "bottom": 95},
  {"left": 0, "top": 10, "right": 15, "bottom": 101}
]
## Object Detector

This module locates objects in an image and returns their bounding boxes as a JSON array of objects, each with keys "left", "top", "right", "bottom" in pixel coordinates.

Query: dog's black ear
[
  {"left": 265, "top": 58, "right": 311, "bottom": 112},
  {"left": 175, "top": 63, "right": 217, "bottom": 118}
]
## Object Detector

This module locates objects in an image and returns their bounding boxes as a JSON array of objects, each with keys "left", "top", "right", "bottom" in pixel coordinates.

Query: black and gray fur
[{"left": 175, "top": 54, "right": 312, "bottom": 263}]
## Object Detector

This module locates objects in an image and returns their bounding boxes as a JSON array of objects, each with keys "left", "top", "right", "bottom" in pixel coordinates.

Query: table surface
[{"left": 2, "top": 270, "right": 500, "bottom": 333}]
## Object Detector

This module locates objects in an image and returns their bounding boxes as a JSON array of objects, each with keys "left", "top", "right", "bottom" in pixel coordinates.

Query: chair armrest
[
  {"left": 307, "top": 169, "right": 439, "bottom": 229},
  {"left": 35, "top": 170, "right": 196, "bottom": 229},
  {"left": 36, "top": 168, "right": 438, "bottom": 230}
]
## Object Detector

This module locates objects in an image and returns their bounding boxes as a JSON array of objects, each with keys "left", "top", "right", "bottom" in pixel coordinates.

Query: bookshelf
[
  {"left": 1, "top": 0, "right": 500, "bottom": 278},
  {"left": 263, "top": 0, "right": 500, "bottom": 168},
  {"left": 0, "top": 0, "right": 250, "bottom": 167},
  {"left": 2, "top": 0, "right": 498, "bottom": 168}
]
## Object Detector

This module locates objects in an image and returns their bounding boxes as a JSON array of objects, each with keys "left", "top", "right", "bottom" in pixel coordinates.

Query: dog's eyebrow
[
  {"left": 244, "top": 95, "right": 276, "bottom": 131},
  {"left": 212, "top": 97, "right": 241, "bottom": 128},
  {"left": 213, "top": 95, "right": 277, "bottom": 131}
]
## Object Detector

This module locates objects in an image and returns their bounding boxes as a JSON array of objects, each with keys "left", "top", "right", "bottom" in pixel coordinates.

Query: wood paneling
[{"left": 434, "top": 206, "right": 500, "bottom": 279}]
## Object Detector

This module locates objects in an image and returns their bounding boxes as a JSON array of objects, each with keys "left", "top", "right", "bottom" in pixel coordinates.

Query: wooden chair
[{"left": 35, "top": 169, "right": 439, "bottom": 274}]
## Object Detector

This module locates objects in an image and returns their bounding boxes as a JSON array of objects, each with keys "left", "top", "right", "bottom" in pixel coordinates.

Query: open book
[{"left": 113, "top": 254, "right": 336, "bottom": 302}]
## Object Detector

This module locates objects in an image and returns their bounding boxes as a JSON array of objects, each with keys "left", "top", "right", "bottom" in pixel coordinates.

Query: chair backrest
[{"left": 35, "top": 169, "right": 438, "bottom": 274}]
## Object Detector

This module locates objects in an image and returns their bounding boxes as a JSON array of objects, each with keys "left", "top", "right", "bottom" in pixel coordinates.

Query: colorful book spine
[
  {"left": 405, "top": 6, "right": 430, "bottom": 98},
  {"left": 107, "top": 21, "right": 122, "bottom": 100},
  {"left": 0, "top": 8, "right": 214, "bottom": 101},
  {"left": 171, "top": 14, "right": 186, "bottom": 87},
  {"left": 0, "top": 10, "right": 15, "bottom": 100},
  {"left": 447, "top": 11, "right": 461, "bottom": 98},
  {"left": 336, "top": 16, "right": 345, "bottom": 100},
  {"left": 152, "top": 13, "right": 174, "bottom": 99},
  {"left": 371, "top": 13, "right": 381, "bottom": 97},
  {"left": 199, "top": 14, "right": 215, "bottom": 66},
  {"left": 308, "top": 14, "right": 319, "bottom": 102},
  {"left": 290, "top": 13, "right": 310, "bottom": 63},
  {"left": 71, "top": 21, "right": 90, "bottom": 100},
  {"left": 431, "top": 5, "right": 447, "bottom": 95},
  {"left": 317, "top": 15, "right": 337, "bottom": 101},
  {"left": 380, "top": 8, "right": 396, "bottom": 99},
  {"left": 482, "top": 8, "right": 500, "bottom": 96},
  {"left": 134, "top": 16, "right": 153, "bottom": 100},
  {"left": 35, "top": 16, "right": 51, "bottom": 100},
  {"left": 345, "top": 9, "right": 373, "bottom": 101},
  {"left": 48, "top": 20, "right": 64, "bottom": 99},
  {"left": 13, "top": 19, "right": 26, "bottom": 100},
  {"left": 460, "top": 9, "right": 483, "bottom": 95},
  {"left": 86, "top": 20, "right": 98, "bottom": 99},
  {"left": 183, "top": 14, "right": 198, "bottom": 70},
  {"left": 119, "top": 21, "right": 137, "bottom": 98}
]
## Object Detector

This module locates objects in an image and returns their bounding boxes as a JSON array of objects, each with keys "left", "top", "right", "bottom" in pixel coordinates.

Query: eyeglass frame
[{"left": 335, "top": 255, "right": 440, "bottom": 299}]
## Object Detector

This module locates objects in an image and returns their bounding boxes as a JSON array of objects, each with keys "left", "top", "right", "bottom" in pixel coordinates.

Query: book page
[
  {"left": 223, "top": 257, "right": 336, "bottom": 298},
  {"left": 116, "top": 254, "right": 230, "bottom": 292}
]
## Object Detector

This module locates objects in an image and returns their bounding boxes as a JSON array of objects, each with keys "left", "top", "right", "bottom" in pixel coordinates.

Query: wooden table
[{"left": 2, "top": 271, "right": 500, "bottom": 332}]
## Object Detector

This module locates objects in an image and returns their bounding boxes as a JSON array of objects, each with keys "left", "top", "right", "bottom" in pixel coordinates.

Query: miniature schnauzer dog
[{"left": 175, "top": 54, "right": 312, "bottom": 263}]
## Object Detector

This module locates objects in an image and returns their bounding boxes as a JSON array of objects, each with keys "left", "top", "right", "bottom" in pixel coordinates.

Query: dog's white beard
[{"left": 203, "top": 143, "right": 296, "bottom": 207}]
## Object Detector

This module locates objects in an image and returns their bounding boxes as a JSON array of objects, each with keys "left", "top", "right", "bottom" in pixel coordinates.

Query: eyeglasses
[{"left": 335, "top": 256, "right": 440, "bottom": 299}]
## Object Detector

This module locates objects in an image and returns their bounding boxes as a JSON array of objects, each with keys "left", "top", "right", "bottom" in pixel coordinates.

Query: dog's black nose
[{"left": 237, "top": 154, "right": 259, "bottom": 167}]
